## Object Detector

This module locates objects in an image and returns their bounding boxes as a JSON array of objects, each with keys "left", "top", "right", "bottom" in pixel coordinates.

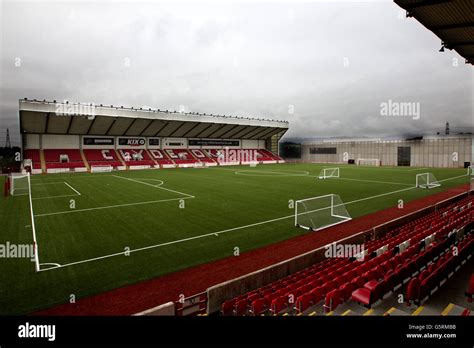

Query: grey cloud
[{"left": 0, "top": 1, "right": 472, "bottom": 146}]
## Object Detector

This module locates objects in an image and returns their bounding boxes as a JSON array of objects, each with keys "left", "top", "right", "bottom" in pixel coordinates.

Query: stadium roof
[
  {"left": 394, "top": 0, "right": 474, "bottom": 65},
  {"left": 19, "top": 99, "right": 289, "bottom": 140}
]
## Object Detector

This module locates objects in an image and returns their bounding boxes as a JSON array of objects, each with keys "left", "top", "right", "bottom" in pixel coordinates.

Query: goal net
[
  {"left": 295, "top": 194, "right": 352, "bottom": 231},
  {"left": 416, "top": 173, "right": 440, "bottom": 189},
  {"left": 356, "top": 158, "right": 380, "bottom": 166},
  {"left": 91, "top": 165, "right": 113, "bottom": 173},
  {"left": 318, "top": 167, "right": 339, "bottom": 179},
  {"left": 193, "top": 161, "right": 209, "bottom": 169},
  {"left": 9, "top": 173, "right": 30, "bottom": 196}
]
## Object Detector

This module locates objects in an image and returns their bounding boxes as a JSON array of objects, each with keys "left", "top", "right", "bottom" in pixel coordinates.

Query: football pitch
[{"left": 0, "top": 163, "right": 469, "bottom": 314}]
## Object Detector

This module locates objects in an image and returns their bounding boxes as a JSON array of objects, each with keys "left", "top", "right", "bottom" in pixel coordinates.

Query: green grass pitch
[{"left": 0, "top": 163, "right": 469, "bottom": 314}]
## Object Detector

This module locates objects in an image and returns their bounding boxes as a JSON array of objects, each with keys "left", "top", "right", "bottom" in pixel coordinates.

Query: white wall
[
  {"left": 25, "top": 134, "right": 40, "bottom": 149},
  {"left": 300, "top": 137, "right": 473, "bottom": 168},
  {"left": 42, "top": 134, "right": 80, "bottom": 149},
  {"left": 242, "top": 139, "right": 259, "bottom": 149}
]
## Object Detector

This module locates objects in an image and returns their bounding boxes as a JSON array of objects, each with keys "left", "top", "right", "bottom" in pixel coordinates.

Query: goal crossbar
[
  {"left": 416, "top": 172, "right": 440, "bottom": 189},
  {"left": 356, "top": 158, "right": 380, "bottom": 166},
  {"left": 318, "top": 167, "right": 339, "bottom": 180}
]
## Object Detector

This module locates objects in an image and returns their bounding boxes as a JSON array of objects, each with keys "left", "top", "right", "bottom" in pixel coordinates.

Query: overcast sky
[{"left": 0, "top": 0, "right": 472, "bottom": 145}]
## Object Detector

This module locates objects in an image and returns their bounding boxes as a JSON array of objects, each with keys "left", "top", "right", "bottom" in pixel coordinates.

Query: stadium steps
[
  {"left": 201, "top": 150, "right": 218, "bottom": 163},
  {"left": 80, "top": 149, "right": 90, "bottom": 171},
  {"left": 144, "top": 149, "right": 159, "bottom": 167},
  {"left": 384, "top": 307, "right": 411, "bottom": 316},
  {"left": 441, "top": 303, "right": 471, "bottom": 316},
  {"left": 115, "top": 149, "right": 127, "bottom": 168},
  {"left": 39, "top": 149, "right": 46, "bottom": 173},
  {"left": 188, "top": 150, "right": 199, "bottom": 161}
]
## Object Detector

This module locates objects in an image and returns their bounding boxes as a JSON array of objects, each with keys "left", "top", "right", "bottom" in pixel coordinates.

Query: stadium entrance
[{"left": 397, "top": 146, "right": 411, "bottom": 166}]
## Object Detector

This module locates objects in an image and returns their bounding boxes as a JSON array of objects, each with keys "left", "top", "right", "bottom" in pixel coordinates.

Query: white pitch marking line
[
  {"left": 34, "top": 196, "right": 194, "bottom": 217},
  {"left": 33, "top": 194, "right": 79, "bottom": 201},
  {"left": 35, "top": 173, "right": 470, "bottom": 272},
  {"left": 330, "top": 177, "right": 413, "bottom": 186},
  {"left": 39, "top": 262, "right": 62, "bottom": 269},
  {"left": 112, "top": 174, "right": 194, "bottom": 198},
  {"left": 31, "top": 182, "right": 68, "bottom": 186},
  {"left": 64, "top": 182, "right": 81, "bottom": 196}
]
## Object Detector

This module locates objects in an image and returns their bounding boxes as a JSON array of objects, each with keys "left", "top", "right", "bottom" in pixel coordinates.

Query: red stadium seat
[
  {"left": 250, "top": 298, "right": 267, "bottom": 316},
  {"left": 406, "top": 278, "right": 421, "bottom": 305},
  {"left": 295, "top": 293, "right": 314, "bottom": 314},
  {"left": 324, "top": 288, "right": 344, "bottom": 313},
  {"left": 221, "top": 299, "right": 236, "bottom": 316},
  {"left": 233, "top": 299, "right": 248, "bottom": 316},
  {"left": 270, "top": 296, "right": 288, "bottom": 315}
]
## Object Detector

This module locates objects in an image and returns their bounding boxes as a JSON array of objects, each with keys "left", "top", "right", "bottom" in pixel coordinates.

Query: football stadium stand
[
  {"left": 44, "top": 149, "right": 86, "bottom": 170},
  {"left": 19, "top": 99, "right": 288, "bottom": 174},
  {"left": 83, "top": 149, "right": 123, "bottom": 168},
  {"left": 219, "top": 197, "right": 474, "bottom": 316},
  {"left": 23, "top": 149, "right": 42, "bottom": 169}
]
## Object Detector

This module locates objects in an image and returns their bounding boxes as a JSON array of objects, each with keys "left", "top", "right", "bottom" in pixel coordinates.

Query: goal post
[
  {"left": 9, "top": 173, "right": 30, "bottom": 196},
  {"left": 416, "top": 172, "right": 440, "bottom": 189},
  {"left": 356, "top": 158, "right": 380, "bottom": 166},
  {"left": 193, "top": 161, "right": 209, "bottom": 169},
  {"left": 318, "top": 167, "right": 339, "bottom": 180},
  {"left": 468, "top": 165, "right": 474, "bottom": 176},
  {"left": 295, "top": 194, "right": 352, "bottom": 231},
  {"left": 90, "top": 165, "right": 113, "bottom": 173}
]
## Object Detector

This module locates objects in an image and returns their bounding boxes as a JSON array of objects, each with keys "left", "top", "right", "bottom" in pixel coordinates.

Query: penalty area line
[
  {"left": 34, "top": 196, "right": 194, "bottom": 217},
  {"left": 64, "top": 182, "right": 81, "bottom": 196},
  {"left": 112, "top": 175, "right": 194, "bottom": 198}
]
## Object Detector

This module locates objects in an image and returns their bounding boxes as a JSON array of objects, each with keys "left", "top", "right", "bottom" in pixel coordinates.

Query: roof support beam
[
  {"left": 168, "top": 122, "right": 189, "bottom": 137},
  {"left": 65, "top": 116, "right": 74, "bottom": 134},
  {"left": 181, "top": 122, "right": 200, "bottom": 138},
  {"left": 138, "top": 119, "right": 154, "bottom": 136},
  {"left": 217, "top": 124, "right": 242, "bottom": 139},
  {"left": 251, "top": 127, "right": 280, "bottom": 140},
  {"left": 105, "top": 118, "right": 118, "bottom": 135},
  {"left": 154, "top": 122, "right": 169, "bottom": 137},
  {"left": 194, "top": 123, "right": 216, "bottom": 138},
  {"left": 123, "top": 118, "right": 138, "bottom": 136},
  {"left": 206, "top": 124, "right": 228, "bottom": 138},
  {"left": 86, "top": 116, "right": 97, "bottom": 135},
  {"left": 179, "top": 122, "right": 199, "bottom": 138},
  {"left": 237, "top": 126, "right": 261, "bottom": 139},
  {"left": 44, "top": 113, "right": 50, "bottom": 133}
]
